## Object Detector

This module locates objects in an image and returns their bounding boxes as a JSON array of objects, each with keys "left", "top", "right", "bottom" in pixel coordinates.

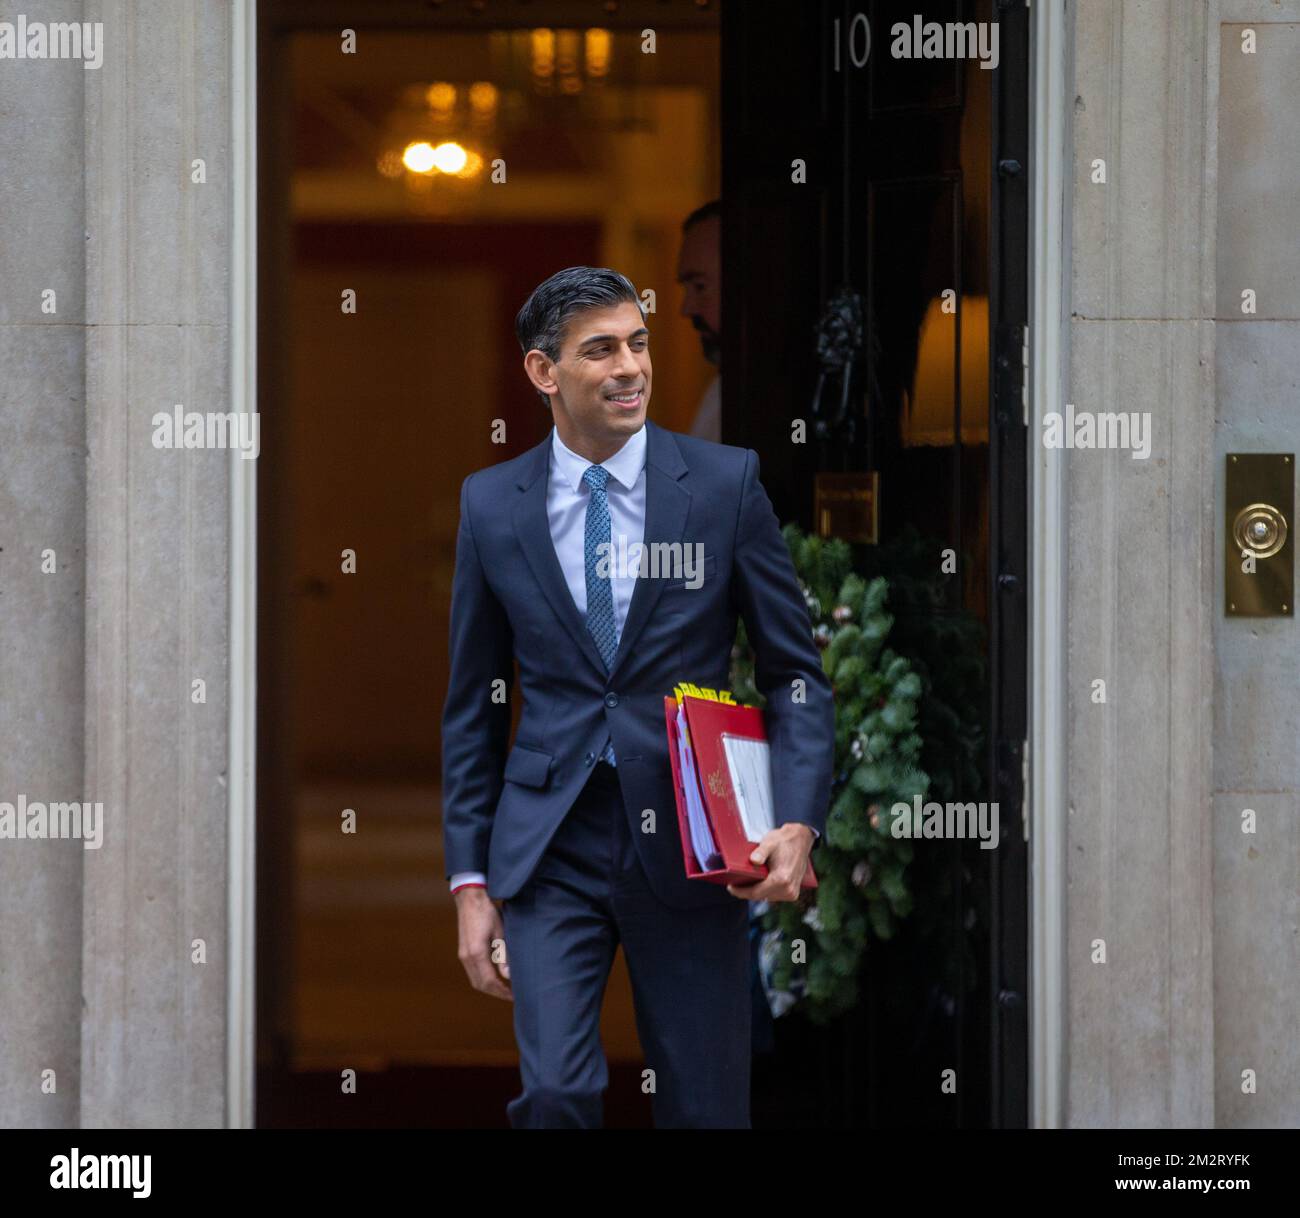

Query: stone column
[
  {"left": 78, "top": 0, "right": 233, "bottom": 1127},
  {"left": 0, "top": 0, "right": 90, "bottom": 1131},
  {"left": 1067, "top": 0, "right": 1300, "bottom": 1128},
  {"left": 1210, "top": 5, "right": 1300, "bottom": 1129},
  {"left": 1066, "top": 0, "right": 1217, "bottom": 1126}
]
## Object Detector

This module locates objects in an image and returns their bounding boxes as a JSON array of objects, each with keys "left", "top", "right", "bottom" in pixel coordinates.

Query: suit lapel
[
  {"left": 608, "top": 420, "right": 691, "bottom": 682},
  {"left": 511, "top": 437, "right": 609, "bottom": 678}
]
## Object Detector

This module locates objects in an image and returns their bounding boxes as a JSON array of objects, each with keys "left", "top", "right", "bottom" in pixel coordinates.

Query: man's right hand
[{"left": 455, "top": 887, "right": 513, "bottom": 1001}]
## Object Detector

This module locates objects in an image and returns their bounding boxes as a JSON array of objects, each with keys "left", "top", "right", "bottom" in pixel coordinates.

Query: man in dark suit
[{"left": 442, "top": 266, "right": 835, "bottom": 1128}]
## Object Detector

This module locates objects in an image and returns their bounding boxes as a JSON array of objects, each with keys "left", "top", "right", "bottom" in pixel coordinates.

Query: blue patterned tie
[{"left": 582, "top": 464, "right": 618, "bottom": 766}]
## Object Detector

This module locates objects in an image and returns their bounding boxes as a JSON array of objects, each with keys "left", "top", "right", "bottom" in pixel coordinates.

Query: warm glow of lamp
[
  {"left": 585, "top": 28, "right": 611, "bottom": 76},
  {"left": 425, "top": 81, "right": 457, "bottom": 112},
  {"left": 429, "top": 141, "right": 469, "bottom": 174},
  {"left": 531, "top": 28, "right": 556, "bottom": 78},
  {"left": 901, "top": 294, "right": 990, "bottom": 446},
  {"left": 401, "top": 141, "right": 438, "bottom": 173},
  {"left": 401, "top": 140, "right": 474, "bottom": 176},
  {"left": 468, "top": 81, "right": 499, "bottom": 113}
]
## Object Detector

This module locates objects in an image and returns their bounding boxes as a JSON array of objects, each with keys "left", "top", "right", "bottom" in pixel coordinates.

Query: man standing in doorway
[
  {"left": 678, "top": 200, "right": 723, "bottom": 442},
  {"left": 441, "top": 266, "right": 834, "bottom": 1128}
]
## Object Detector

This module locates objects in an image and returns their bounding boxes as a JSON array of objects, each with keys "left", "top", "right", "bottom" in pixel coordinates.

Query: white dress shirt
[
  {"left": 450, "top": 425, "right": 647, "bottom": 893},
  {"left": 544, "top": 422, "right": 648, "bottom": 634}
]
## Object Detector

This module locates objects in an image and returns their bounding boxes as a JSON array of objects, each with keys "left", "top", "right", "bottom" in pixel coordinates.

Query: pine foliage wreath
[{"left": 730, "top": 524, "right": 930, "bottom": 1023}]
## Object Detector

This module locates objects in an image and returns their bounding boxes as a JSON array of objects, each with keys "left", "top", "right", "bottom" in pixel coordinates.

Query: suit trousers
[{"left": 501, "top": 760, "right": 752, "bottom": 1128}]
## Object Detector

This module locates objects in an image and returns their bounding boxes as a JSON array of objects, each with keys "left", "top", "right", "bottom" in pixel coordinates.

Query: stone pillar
[
  {"left": 1210, "top": 8, "right": 1300, "bottom": 1129},
  {"left": 1066, "top": 0, "right": 1217, "bottom": 1126},
  {"left": 0, "top": 0, "right": 89, "bottom": 1131},
  {"left": 1066, "top": 0, "right": 1300, "bottom": 1128},
  {"left": 79, "top": 0, "right": 233, "bottom": 1127}
]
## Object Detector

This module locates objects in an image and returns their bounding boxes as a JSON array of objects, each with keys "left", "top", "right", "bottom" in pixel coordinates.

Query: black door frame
[{"left": 987, "top": 0, "right": 1030, "bottom": 1128}]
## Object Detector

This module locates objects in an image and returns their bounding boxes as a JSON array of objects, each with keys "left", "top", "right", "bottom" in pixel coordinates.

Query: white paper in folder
[
  {"left": 721, "top": 732, "right": 775, "bottom": 842},
  {"left": 677, "top": 705, "right": 722, "bottom": 870}
]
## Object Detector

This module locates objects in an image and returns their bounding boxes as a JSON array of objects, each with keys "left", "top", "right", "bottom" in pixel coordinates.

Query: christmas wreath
[{"left": 730, "top": 525, "right": 933, "bottom": 1023}]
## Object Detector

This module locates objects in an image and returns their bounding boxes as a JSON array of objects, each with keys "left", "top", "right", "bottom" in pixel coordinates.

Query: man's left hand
[{"left": 726, "top": 822, "right": 815, "bottom": 903}]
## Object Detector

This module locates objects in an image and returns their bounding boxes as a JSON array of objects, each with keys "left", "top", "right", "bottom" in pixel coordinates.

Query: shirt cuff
[{"left": 450, "top": 870, "right": 487, "bottom": 893}]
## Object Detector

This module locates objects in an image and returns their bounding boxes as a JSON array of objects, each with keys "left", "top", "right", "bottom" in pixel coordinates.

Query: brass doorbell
[{"left": 1225, "top": 453, "right": 1294, "bottom": 616}]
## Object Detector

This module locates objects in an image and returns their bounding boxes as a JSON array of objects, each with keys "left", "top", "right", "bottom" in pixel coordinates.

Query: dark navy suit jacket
[{"left": 441, "top": 419, "right": 835, "bottom": 910}]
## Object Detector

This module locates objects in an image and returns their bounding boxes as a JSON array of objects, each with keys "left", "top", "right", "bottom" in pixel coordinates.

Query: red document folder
[{"left": 663, "top": 695, "right": 818, "bottom": 890}]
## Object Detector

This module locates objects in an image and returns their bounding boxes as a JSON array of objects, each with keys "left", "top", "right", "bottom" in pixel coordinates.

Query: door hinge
[
  {"left": 994, "top": 322, "right": 1029, "bottom": 431},
  {"left": 1021, "top": 324, "right": 1030, "bottom": 428},
  {"left": 1021, "top": 736, "right": 1030, "bottom": 842}
]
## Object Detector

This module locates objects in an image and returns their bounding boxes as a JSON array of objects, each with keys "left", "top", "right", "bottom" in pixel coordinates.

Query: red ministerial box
[{"left": 663, "top": 695, "right": 818, "bottom": 890}]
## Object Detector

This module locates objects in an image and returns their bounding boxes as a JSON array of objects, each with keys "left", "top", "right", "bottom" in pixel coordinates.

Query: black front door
[{"left": 723, "top": 0, "right": 1028, "bottom": 1128}]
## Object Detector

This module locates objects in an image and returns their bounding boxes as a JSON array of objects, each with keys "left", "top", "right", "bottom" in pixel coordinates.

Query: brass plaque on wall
[
  {"left": 1225, "top": 453, "right": 1293, "bottom": 617},
  {"left": 814, "top": 472, "right": 879, "bottom": 544}
]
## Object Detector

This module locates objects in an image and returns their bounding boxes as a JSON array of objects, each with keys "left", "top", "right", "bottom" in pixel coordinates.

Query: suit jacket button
[
  {"left": 584, "top": 752, "right": 595, "bottom": 766},
  {"left": 604, "top": 692, "right": 619, "bottom": 708}
]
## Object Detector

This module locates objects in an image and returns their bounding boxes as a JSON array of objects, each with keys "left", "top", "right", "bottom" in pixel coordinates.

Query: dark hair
[
  {"left": 681, "top": 198, "right": 721, "bottom": 234},
  {"left": 515, "top": 267, "right": 644, "bottom": 404}
]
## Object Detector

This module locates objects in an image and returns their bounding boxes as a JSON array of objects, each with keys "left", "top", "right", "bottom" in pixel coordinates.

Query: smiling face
[{"left": 523, "top": 300, "right": 652, "bottom": 462}]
